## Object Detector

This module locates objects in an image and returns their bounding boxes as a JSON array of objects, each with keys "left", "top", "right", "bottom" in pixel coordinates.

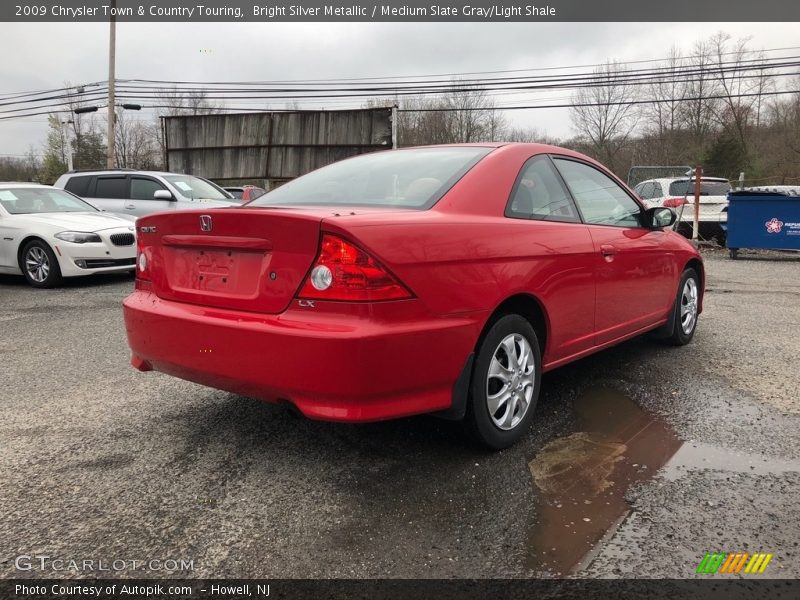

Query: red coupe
[{"left": 124, "top": 144, "right": 703, "bottom": 449}]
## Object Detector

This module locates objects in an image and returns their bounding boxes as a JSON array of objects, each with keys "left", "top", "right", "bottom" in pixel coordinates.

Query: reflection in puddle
[{"left": 527, "top": 387, "right": 682, "bottom": 576}]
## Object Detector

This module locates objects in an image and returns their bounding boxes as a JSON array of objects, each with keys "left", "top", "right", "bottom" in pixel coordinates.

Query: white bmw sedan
[{"left": 0, "top": 183, "right": 137, "bottom": 288}]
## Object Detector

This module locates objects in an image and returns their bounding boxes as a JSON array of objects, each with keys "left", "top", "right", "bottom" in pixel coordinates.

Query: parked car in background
[
  {"left": 224, "top": 185, "right": 266, "bottom": 202},
  {"left": 0, "top": 183, "right": 136, "bottom": 287},
  {"left": 634, "top": 176, "right": 731, "bottom": 242},
  {"left": 124, "top": 143, "right": 703, "bottom": 449},
  {"left": 54, "top": 170, "right": 238, "bottom": 218}
]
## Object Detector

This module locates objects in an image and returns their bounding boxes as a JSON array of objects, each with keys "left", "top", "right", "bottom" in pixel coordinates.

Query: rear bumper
[{"left": 123, "top": 290, "right": 481, "bottom": 422}]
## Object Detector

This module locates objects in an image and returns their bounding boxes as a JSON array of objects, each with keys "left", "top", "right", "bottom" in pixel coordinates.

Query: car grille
[
  {"left": 110, "top": 233, "right": 135, "bottom": 246},
  {"left": 77, "top": 258, "right": 136, "bottom": 269}
]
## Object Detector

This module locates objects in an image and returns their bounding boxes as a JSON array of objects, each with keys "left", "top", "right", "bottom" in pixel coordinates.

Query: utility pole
[
  {"left": 61, "top": 120, "right": 74, "bottom": 171},
  {"left": 106, "top": 0, "right": 116, "bottom": 168}
]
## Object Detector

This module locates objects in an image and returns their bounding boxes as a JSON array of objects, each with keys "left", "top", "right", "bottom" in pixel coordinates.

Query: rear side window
[
  {"left": 95, "top": 177, "right": 128, "bottom": 199},
  {"left": 506, "top": 156, "right": 580, "bottom": 223},
  {"left": 553, "top": 158, "right": 642, "bottom": 228},
  {"left": 130, "top": 177, "right": 166, "bottom": 200},
  {"left": 64, "top": 175, "right": 92, "bottom": 197}
]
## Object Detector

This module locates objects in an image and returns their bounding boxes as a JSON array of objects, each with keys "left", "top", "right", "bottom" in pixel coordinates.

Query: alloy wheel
[
  {"left": 486, "top": 333, "right": 536, "bottom": 431},
  {"left": 25, "top": 246, "right": 50, "bottom": 283},
  {"left": 680, "top": 277, "right": 699, "bottom": 335}
]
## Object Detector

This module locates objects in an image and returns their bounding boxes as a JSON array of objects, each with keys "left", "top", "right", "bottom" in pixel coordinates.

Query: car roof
[
  {"left": 0, "top": 182, "right": 51, "bottom": 189},
  {"left": 62, "top": 170, "right": 189, "bottom": 177}
]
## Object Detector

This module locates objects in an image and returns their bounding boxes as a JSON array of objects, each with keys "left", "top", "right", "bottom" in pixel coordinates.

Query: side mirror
[
  {"left": 645, "top": 207, "right": 676, "bottom": 229},
  {"left": 153, "top": 190, "right": 174, "bottom": 201}
]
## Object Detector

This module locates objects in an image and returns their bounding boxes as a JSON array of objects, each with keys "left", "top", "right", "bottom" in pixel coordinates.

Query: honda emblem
[{"left": 200, "top": 215, "right": 213, "bottom": 232}]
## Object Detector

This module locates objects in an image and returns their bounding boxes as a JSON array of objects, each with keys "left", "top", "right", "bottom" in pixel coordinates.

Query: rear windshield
[
  {"left": 669, "top": 180, "right": 731, "bottom": 196},
  {"left": 248, "top": 147, "right": 493, "bottom": 209},
  {"left": 0, "top": 187, "right": 98, "bottom": 214}
]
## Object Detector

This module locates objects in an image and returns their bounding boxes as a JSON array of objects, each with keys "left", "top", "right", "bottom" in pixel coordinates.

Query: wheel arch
[
  {"left": 684, "top": 257, "right": 705, "bottom": 311},
  {"left": 16, "top": 235, "right": 65, "bottom": 278},
  {"left": 437, "top": 292, "right": 550, "bottom": 422},
  {"left": 479, "top": 293, "right": 550, "bottom": 359},
  {"left": 16, "top": 235, "right": 55, "bottom": 269}
]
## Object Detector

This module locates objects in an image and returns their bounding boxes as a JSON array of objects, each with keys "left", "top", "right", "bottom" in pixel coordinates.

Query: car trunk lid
[{"left": 137, "top": 208, "right": 322, "bottom": 313}]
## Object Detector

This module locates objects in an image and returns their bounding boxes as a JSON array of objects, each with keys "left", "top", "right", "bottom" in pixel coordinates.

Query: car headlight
[{"left": 54, "top": 231, "right": 102, "bottom": 244}]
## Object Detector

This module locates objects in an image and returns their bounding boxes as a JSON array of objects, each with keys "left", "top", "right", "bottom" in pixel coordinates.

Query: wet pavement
[
  {"left": 527, "top": 387, "right": 682, "bottom": 575},
  {"left": 1, "top": 248, "right": 799, "bottom": 579}
]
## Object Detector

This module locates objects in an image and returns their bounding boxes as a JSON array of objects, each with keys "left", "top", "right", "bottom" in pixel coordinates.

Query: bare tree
[
  {"left": 707, "top": 33, "right": 774, "bottom": 158},
  {"left": 642, "top": 47, "right": 688, "bottom": 163},
  {"left": 397, "top": 83, "right": 507, "bottom": 146},
  {"left": 155, "top": 87, "right": 219, "bottom": 116},
  {"left": 503, "top": 126, "right": 560, "bottom": 144},
  {"left": 445, "top": 84, "right": 506, "bottom": 142},
  {"left": 679, "top": 40, "right": 720, "bottom": 155},
  {"left": 569, "top": 61, "right": 639, "bottom": 171},
  {"left": 114, "top": 110, "right": 161, "bottom": 169}
]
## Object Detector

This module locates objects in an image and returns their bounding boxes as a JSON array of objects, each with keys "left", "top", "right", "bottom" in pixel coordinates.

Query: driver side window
[{"left": 553, "top": 158, "right": 643, "bottom": 228}]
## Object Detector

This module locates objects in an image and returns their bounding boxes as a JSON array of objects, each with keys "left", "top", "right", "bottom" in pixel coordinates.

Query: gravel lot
[{"left": 1, "top": 248, "right": 799, "bottom": 579}]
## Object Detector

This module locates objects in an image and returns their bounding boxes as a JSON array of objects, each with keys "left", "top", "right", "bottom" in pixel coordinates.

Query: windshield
[
  {"left": 163, "top": 175, "right": 235, "bottom": 201},
  {"left": 0, "top": 187, "right": 99, "bottom": 214},
  {"left": 248, "top": 147, "right": 493, "bottom": 209},
  {"left": 669, "top": 179, "right": 731, "bottom": 196}
]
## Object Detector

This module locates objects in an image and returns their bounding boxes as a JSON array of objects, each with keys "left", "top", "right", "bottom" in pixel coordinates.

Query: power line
[
  {"left": 115, "top": 45, "right": 800, "bottom": 85},
  {"left": 399, "top": 89, "right": 800, "bottom": 112}
]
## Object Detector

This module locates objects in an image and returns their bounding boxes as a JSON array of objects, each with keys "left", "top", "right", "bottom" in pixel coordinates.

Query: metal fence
[{"left": 163, "top": 107, "right": 395, "bottom": 190}]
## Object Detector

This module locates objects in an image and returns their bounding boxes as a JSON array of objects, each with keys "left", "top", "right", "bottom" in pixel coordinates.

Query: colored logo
[
  {"left": 200, "top": 215, "right": 213, "bottom": 232},
  {"left": 696, "top": 552, "right": 773, "bottom": 574},
  {"left": 765, "top": 218, "right": 784, "bottom": 233}
]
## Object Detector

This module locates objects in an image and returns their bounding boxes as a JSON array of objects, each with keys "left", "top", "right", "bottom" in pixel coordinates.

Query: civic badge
[{"left": 200, "top": 215, "right": 213, "bottom": 232}]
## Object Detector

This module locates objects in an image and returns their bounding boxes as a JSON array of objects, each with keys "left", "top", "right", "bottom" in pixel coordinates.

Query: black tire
[
  {"left": 665, "top": 268, "right": 700, "bottom": 346},
  {"left": 20, "top": 239, "right": 63, "bottom": 288},
  {"left": 465, "top": 314, "right": 542, "bottom": 450}
]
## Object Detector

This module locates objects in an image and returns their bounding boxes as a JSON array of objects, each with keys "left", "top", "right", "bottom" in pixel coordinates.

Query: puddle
[
  {"left": 526, "top": 386, "right": 800, "bottom": 576},
  {"left": 526, "top": 386, "right": 682, "bottom": 576}
]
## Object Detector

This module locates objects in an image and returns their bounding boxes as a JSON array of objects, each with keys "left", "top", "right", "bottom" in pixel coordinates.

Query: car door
[
  {"left": 128, "top": 176, "right": 175, "bottom": 216},
  {"left": 89, "top": 175, "right": 129, "bottom": 214},
  {"left": 506, "top": 155, "right": 596, "bottom": 363},
  {"left": 552, "top": 157, "right": 676, "bottom": 345}
]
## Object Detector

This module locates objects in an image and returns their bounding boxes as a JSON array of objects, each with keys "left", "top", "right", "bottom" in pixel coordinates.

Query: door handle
[
  {"left": 124, "top": 203, "right": 136, "bottom": 210},
  {"left": 600, "top": 244, "right": 616, "bottom": 262}
]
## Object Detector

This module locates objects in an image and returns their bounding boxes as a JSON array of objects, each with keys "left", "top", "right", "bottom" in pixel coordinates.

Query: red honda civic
[{"left": 124, "top": 143, "right": 703, "bottom": 449}]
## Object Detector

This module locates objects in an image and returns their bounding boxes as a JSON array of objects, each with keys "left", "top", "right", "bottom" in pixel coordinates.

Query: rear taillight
[
  {"left": 298, "top": 234, "right": 412, "bottom": 302},
  {"left": 663, "top": 197, "right": 689, "bottom": 208},
  {"left": 136, "top": 236, "right": 150, "bottom": 281}
]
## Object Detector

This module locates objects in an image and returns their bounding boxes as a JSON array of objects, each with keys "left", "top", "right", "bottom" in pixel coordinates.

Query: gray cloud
[{"left": 1, "top": 22, "right": 798, "bottom": 157}]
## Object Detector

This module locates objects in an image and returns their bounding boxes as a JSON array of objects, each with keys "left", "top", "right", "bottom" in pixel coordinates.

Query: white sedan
[{"left": 0, "top": 183, "right": 137, "bottom": 288}]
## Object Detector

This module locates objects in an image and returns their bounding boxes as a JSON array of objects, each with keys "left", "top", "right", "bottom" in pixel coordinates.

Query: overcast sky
[{"left": 1, "top": 21, "right": 798, "bottom": 157}]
